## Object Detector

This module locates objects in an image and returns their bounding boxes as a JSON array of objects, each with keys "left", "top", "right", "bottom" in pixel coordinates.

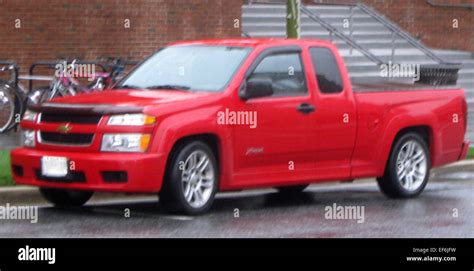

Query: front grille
[
  {"left": 41, "top": 113, "right": 102, "bottom": 124},
  {"left": 40, "top": 132, "right": 94, "bottom": 146}
]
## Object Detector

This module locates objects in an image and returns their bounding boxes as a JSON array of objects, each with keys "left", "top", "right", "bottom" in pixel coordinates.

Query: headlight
[
  {"left": 107, "top": 114, "right": 156, "bottom": 126},
  {"left": 101, "top": 134, "right": 151, "bottom": 152},
  {"left": 23, "top": 110, "right": 38, "bottom": 122},
  {"left": 22, "top": 130, "right": 35, "bottom": 147}
]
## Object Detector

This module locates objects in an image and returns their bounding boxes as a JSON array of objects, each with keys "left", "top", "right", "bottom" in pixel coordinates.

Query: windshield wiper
[
  {"left": 145, "top": 85, "right": 191, "bottom": 90},
  {"left": 115, "top": 84, "right": 143, "bottom": 89}
]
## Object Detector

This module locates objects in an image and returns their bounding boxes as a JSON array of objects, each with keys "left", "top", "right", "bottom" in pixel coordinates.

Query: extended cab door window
[
  {"left": 306, "top": 46, "right": 356, "bottom": 180},
  {"left": 248, "top": 52, "right": 307, "bottom": 97},
  {"left": 309, "top": 47, "right": 344, "bottom": 94}
]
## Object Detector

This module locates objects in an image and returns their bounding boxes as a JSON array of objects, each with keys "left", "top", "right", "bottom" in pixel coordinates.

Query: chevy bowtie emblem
[{"left": 57, "top": 123, "right": 72, "bottom": 134}]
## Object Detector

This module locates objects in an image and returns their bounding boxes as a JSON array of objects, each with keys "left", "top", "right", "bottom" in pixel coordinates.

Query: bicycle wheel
[{"left": 0, "top": 81, "right": 18, "bottom": 133}]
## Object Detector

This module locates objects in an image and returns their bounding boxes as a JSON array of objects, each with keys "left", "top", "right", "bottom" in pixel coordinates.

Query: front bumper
[{"left": 10, "top": 148, "right": 167, "bottom": 193}]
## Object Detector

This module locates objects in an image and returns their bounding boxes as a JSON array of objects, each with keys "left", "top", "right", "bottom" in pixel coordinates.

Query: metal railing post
[
  {"left": 391, "top": 31, "right": 396, "bottom": 62},
  {"left": 349, "top": 5, "right": 354, "bottom": 55}
]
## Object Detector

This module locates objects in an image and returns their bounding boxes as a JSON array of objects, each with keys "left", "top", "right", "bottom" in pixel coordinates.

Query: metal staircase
[{"left": 242, "top": 1, "right": 474, "bottom": 139}]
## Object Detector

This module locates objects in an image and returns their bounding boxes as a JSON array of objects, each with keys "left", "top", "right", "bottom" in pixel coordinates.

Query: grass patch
[
  {"left": 0, "top": 150, "right": 13, "bottom": 186},
  {"left": 467, "top": 148, "right": 474, "bottom": 160}
]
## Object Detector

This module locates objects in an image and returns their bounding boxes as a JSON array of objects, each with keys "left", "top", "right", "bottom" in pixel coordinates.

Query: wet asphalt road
[{"left": 0, "top": 170, "right": 472, "bottom": 238}]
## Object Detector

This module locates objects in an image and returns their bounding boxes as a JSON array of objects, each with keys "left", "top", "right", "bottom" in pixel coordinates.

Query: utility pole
[{"left": 286, "top": 0, "right": 301, "bottom": 39}]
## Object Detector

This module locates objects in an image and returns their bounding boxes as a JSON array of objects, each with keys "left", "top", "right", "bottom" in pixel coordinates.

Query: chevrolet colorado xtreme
[{"left": 11, "top": 39, "right": 469, "bottom": 215}]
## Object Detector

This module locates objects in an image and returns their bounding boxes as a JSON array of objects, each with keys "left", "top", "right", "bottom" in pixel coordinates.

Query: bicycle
[
  {"left": 36, "top": 57, "right": 136, "bottom": 101},
  {"left": 0, "top": 62, "right": 25, "bottom": 133},
  {"left": 0, "top": 57, "right": 137, "bottom": 133}
]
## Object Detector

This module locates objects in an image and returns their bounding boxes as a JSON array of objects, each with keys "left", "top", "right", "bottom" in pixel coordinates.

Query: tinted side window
[
  {"left": 249, "top": 53, "right": 307, "bottom": 97},
  {"left": 309, "top": 47, "right": 343, "bottom": 94}
]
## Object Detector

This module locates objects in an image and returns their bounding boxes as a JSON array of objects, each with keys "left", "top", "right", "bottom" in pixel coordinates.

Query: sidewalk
[{"left": 0, "top": 130, "right": 21, "bottom": 151}]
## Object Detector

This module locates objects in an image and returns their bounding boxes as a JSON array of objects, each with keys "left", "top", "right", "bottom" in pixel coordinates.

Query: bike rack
[
  {"left": 28, "top": 60, "right": 107, "bottom": 93},
  {"left": 27, "top": 59, "right": 138, "bottom": 92}
]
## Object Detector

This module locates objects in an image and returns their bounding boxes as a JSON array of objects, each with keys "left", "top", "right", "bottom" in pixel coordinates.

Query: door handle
[{"left": 297, "top": 103, "right": 316, "bottom": 114}]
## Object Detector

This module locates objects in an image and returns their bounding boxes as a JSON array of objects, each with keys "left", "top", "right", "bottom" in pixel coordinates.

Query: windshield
[{"left": 116, "top": 45, "right": 251, "bottom": 92}]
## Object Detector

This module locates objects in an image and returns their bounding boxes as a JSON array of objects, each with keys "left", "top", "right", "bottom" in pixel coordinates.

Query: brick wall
[
  {"left": 1, "top": 0, "right": 472, "bottom": 75},
  {"left": 0, "top": 0, "right": 243, "bottom": 73},
  {"left": 307, "top": 0, "right": 474, "bottom": 53}
]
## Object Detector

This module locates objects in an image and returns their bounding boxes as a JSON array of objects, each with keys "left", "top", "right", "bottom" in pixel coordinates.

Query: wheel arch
[
  {"left": 166, "top": 133, "right": 221, "bottom": 170},
  {"left": 163, "top": 133, "right": 223, "bottom": 188},
  {"left": 379, "top": 125, "right": 434, "bottom": 176}
]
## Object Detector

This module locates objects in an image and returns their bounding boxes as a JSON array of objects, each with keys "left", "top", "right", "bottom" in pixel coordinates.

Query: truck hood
[
  {"left": 29, "top": 89, "right": 216, "bottom": 115},
  {"left": 48, "top": 89, "right": 214, "bottom": 107}
]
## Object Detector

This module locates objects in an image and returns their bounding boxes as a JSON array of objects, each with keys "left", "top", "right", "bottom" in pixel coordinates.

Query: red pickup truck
[{"left": 11, "top": 39, "right": 469, "bottom": 215}]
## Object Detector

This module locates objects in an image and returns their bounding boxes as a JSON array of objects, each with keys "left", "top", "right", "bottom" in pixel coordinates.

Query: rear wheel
[
  {"left": 377, "top": 132, "right": 430, "bottom": 198},
  {"left": 159, "top": 141, "right": 218, "bottom": 215},
  {"left": 39, "top": 188, "right": 93, "bottom": 207}
]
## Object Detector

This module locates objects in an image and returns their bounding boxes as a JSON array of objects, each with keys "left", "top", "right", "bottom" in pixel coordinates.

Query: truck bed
[{"left": 352, "top": 79, "right": 460, "bottom": 93}]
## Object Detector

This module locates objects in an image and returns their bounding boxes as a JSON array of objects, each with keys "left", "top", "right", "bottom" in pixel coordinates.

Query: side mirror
[{"left": 239, "top": 77, "right": 273, "bottom": 101}]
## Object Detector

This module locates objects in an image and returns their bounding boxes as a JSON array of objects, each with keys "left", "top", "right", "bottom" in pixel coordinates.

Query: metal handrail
[
  {"left": 356, "top": 3, "right": 457, "bottom": 65},
  {"left": 244, "top": 1, "right": 459, "bottom": 66},
  {"left": 300, "top": 4, "right": 383, "bottom": 65},
  {"left": 244, "top": 1, "right": 383, "bottom": 64}
]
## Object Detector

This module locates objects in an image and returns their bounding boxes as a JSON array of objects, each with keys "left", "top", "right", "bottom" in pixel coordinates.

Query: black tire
[
  {"left": 276, "top": 184, "right": 308, "bottom": 194},
  {"left": 39, "top": 188, "right": 93, "bottom": 207},
  {"left": 377, "top": 132, "right": 430, "bottom": 198},
  {"left": 159, "top": 141, "right": 218, "bottom": 215}
]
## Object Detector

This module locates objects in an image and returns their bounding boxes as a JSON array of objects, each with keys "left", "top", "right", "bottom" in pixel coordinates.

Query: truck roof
[{"left": 170, "top": 38, "right": 336, "bottom": 48}]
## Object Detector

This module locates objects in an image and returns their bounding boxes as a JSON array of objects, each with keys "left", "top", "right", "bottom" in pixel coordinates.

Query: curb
[
  {"left": 0, "top": 185, "right": 38, "bottom": 194},
  {"left": 439, "top": 159, "right": 474, "bottom": 168}
]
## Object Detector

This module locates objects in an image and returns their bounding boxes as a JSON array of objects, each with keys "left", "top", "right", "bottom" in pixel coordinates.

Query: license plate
[{"left": 41, "top": 156, "right": 68, "bottom": 178}]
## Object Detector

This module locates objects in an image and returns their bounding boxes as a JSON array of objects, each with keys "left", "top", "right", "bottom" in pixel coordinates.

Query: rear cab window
[{"left": 309, "top": 47, "right": 344, "bottom": 94}]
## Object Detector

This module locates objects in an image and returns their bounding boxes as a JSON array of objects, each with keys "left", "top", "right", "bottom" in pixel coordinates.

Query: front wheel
[
  {"left": 377, "top": 132, "right": 430, "bottom": 198},
  {"left": 39, "top": 188, "right": 93, "bottom": 207},
  {"left": 159, "top": 141, "right": 218, "bottom": 215}
]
